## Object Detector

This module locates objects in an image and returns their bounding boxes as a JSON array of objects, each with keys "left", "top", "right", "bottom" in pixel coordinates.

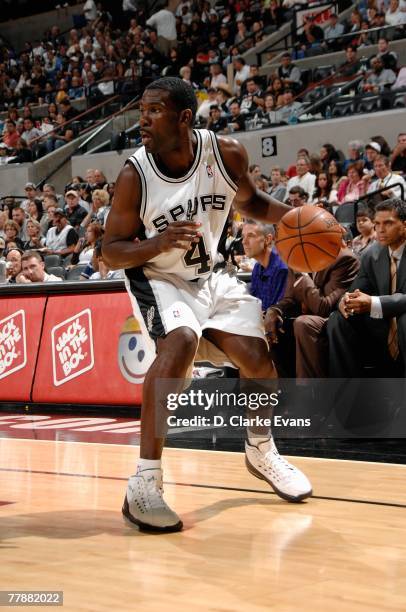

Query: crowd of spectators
[
  {"left": 0, "top": 168, "right": 122, "bottom": 283},
  {"left": 1, "top": 0, "right": 405, "bottom": 165}
]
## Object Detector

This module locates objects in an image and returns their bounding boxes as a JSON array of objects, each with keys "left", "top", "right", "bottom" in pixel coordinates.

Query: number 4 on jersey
[{"left": 183, "top": 235, "right": 211, "bottom": 275}]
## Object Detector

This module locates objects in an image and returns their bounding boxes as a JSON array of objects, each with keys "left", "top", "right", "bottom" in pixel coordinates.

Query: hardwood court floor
[{"left": 1, "top": 438, "right": 405, "bottom": 612}]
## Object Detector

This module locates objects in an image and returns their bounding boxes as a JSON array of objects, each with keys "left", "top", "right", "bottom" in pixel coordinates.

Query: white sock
[
  {"left": 137, "top": 458, "right": 162, "bottom": 475},
  {"left": 248, "top": 433, "right": 271, "bottom": 448}
]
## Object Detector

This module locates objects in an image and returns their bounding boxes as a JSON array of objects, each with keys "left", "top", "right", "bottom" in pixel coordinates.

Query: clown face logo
[{"left": 118, "top": 316, "right": 155, "bottom": 384}]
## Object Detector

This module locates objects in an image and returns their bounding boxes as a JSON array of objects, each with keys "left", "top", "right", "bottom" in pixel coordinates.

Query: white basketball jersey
[{"left": 127, "top": 129, "right": 238, "bottom": 280}]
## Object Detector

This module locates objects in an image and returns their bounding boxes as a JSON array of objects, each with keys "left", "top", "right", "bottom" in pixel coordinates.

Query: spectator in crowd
[
  {"left": 196, "top": 88, "right": 218, "bottom": 123},
  {"left": 323, "top": 13, "right": 345, "bottom": 51},
  {"left": 7, "top": 138, "right": 33, "bottom": 164},
  {"left": 277, "top": 53, "right": 302, "bottom": 92},
  {"left": 6, "top": 248, "right": 24, "bottom": 283},
  {"left": 339, "top": 46, "right": 361, "bottom": 77},
  {"left": 44, "top": 210, "right": 78, "bottom": 258},
  {"left": 253, "top": 93, "right": 283, "bottom": 126},
  {"left": 268, "top": 166, "right": 287, "bottom": 202},
  {"left": 89, "top": 241, "right": 124, "bottom": 280},
  {"left": 296, "top": 15, "right": 324, "bottom": 57},
  {"left": 226, "top": 101, "right": 246, "bottom": 132},
  {"left": 27, "top": 198, "right": 44, "bottom": 226},
  {"left": 311, "top": 172, "right": 335, "bottom": 206},
  {"left": 23, "top": 219, "right": 45, "bottom": 250},
  {"left": 70, "top": 222, "right": 104, "bottom": 268},
  {"left": 385, "top": 0, "right": 406, "bottom": 27},
  {"left": 4, "top": 220, "right": 24, "bottom": 249},
  {"left": 286, "top": 186, "right": 308, "bottom": 207},
  {"left": 19, "top": 250, "right": 62, "bottom": 283},
  {"left": 2, "top": 120, "right": 19, "bottom": 149},
  {"left": 21, "top": 182, "right": 39, "bottom": 211},
  {"left": 146, "top": 4, "right": 177, "bottom": 56},
  {"left": 60, "top": 98, "right": 80, "bottom": 122},
  {"left": 343, "top": 140, "right": 365, "bottom": 172},
  {"left": 267, "top": 77, "right": 285, "bottom": 107},
  {"left": 63, "top": 189, "right": 88, "bottom": 228},
  {"left": 359, "top": 56, "right": 397, "bottom": 93},
  {"left": 376, "top": 38, "right": 398, "bottom": 71},
  {"left": 278, "top": 90, "right": 303, "bottom": 123},
  {"left": 240, "top": 78, "right": 265, "bottom": 114},
  {"left": 337, "top": 162, "right": 367, "bottom": 204},
  {"left": 328, "top": 198, "right": 406, "bottom": 377},
  {"left": 390, "top": 133, "right": 406, "bottom": 175},
  {"left": 265, "top": 239, "right": 360, "bottom": 377},
  {"left": 364, "top": 141, "right": 381, "bottom": 174},
  {"left": 206, "top": 105, "right": 228, "bottom": 133},
  {"left": 368, "top": 155, "right": 406, "bottom": 198},
  {"left": 209, "top": 63, "right": 227, "bottom": 89},
  {"left": 11, "top": 206, "right": 29, "bottom": 242},
  {"left": 233, "top": 56, "right": 250, "bottom": 95},
  {"left": 242, "top": 220, "right": 288, "bottom": 311},
  {"left": 285, "top": 156, "right": 315, "bottom": 201},
  {"left": 352, "top": 205, "right": 377, "bottom": 256},
  {"left": 328, "top": 159, "right": 344, "bottom": 191},
  {"left": 82, "top": 188, "right": 111, "bottom": 227},
  {"left": 320, "top": 143, "right": 340, "bottom": 173}
]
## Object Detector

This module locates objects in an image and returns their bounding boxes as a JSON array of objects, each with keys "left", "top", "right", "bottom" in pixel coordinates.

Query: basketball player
[{"left": 103, "top": 78, "right": 312, "bottom": 533}]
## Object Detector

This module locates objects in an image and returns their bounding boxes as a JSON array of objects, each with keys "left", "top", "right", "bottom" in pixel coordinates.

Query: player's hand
[
  {"left": 345, "top": 288, "right": 372, "bottom": 314},
  {"left": 155, "top": 221, "right": 202, "bottom": 252},
  {"left": 264, "top": 308, "right": 284, "bottom": 344}
]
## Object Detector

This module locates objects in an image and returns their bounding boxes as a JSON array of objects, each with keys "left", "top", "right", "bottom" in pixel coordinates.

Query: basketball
[{"left": 275, "top": 206, "right": 343, "bottom": 273}]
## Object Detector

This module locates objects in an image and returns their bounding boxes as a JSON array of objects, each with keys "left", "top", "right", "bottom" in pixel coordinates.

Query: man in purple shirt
[{"left": 242, "top": 220, "right": 288, "bottom": 311}]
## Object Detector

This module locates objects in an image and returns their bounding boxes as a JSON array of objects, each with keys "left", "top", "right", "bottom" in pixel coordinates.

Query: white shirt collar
[{"left": 389, "top": 241, "right": 406, "bottom": 261}]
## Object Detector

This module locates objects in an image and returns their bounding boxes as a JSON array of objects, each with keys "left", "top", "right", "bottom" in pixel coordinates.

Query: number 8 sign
[{"left": 261, "top": 136, "right": 277, "bottom": 157}]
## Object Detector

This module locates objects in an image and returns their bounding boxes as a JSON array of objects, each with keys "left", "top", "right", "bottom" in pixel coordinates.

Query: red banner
[
  {"left": 0, "top": 297, "right": 46, "bottom": 402},
  {"left": 32, "top": 292, "right": 154, "bottom": 405}
]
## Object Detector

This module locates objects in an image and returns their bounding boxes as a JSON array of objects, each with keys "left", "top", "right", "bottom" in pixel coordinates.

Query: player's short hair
[
  {"left": 375, "top": 198, "right": 406, "bottom": 222},
  {"left": 145, "top": 77, "right": 198, "bottom": 121}
]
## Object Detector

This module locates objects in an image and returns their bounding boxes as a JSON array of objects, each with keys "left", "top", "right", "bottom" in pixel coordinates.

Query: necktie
[{"left": 388, "top": 255, "right": 399, "bottom": 360}]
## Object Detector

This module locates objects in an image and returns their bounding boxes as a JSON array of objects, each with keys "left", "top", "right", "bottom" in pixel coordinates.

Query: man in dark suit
[
  {"left": 328, "top": 198, "right": 406, "bottom": 376},
  {"left": 265, "top": 245, "right": 360, "bottom": 377}
]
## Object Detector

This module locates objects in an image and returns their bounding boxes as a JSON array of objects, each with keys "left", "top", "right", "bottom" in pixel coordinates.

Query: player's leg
[
  {"left": 123, "top": 326, "right": 198, "bottom": 533},
  {"left": 205, "top": 328, "right": 312, "bottom": 502}
]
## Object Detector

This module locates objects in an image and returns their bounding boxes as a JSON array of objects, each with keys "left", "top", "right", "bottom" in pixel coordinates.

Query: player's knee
[
  {"left": 240, "top": 340, "right": 271, "bottom": 377},
  {"left": 168, "top": 327, "right": 198, "bottom": 362}
]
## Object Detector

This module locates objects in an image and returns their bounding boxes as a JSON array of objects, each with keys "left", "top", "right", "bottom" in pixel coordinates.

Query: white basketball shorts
[{"left": 124, "top": 266, "right": 266, "bottom": 348}]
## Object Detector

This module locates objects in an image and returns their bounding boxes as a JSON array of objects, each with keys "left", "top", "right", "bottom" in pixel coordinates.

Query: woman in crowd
[
  {"left": 27, "top": 198, "right": 48, "bottom": 234},
  {"left": 4, "top": 220, "right": 24, "bottom": 249},
  {"left": 23, "top": 219, "right": 45, "bottom": 250},
  {"left": 328, "top": 159, "right": 345, "bottom": 191},
  {"left": 268, "top": 77, "right": 285, "bottom": 107},
  {"left": 81, "top": 188, "right": 110, "bottom": 227},
  {"left": 254, "top": 93, "right": 283, "bottom": 125},
  {"left": 70, "top": 222, "right": 104, "bottom": 268},
  {"left": 311, "top": 172, "right": 336, "bottom": 205},
  {"left": 337, "top": 161, "right": 366, "bottom": 204},
  {"left": 320, "top": 143, "right": 340, "bottom": 172}
]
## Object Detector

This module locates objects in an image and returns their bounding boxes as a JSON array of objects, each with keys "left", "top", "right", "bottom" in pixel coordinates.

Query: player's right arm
[{"left": 102, "top": 163, "right": 201, "bottom": 270}]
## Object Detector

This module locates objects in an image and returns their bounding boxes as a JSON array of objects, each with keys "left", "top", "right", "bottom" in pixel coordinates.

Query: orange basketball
[{"left": 275, "top": 206, "right": 342, "bottom": 273}]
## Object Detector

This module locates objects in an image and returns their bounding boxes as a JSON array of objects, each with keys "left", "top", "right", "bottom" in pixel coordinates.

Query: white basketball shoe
[
  {"left": 122, "top": 470, "right": 183, "bottom": 532},
  {"left": 245, "top": 437, "right": 312, "bottom": 502}
]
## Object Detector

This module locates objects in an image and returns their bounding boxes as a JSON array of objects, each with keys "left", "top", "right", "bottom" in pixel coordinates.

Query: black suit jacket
[{"left": 349, "top": 242, "right": 406, "bottom": 318}]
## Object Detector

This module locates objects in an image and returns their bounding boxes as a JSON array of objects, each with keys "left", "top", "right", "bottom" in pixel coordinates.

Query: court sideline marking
[{"left": 1, "top": 466, "right": 405, "bottom": 509}]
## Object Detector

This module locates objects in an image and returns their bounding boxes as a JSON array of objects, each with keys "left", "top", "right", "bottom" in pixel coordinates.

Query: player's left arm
[{"left": 218, "top": 136, "right": 291, "bottom": 223}]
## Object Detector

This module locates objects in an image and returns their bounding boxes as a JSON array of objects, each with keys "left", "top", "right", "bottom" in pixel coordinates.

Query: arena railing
[{"left": 257, "top": 22, "right": 405, "bottom": 66}]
